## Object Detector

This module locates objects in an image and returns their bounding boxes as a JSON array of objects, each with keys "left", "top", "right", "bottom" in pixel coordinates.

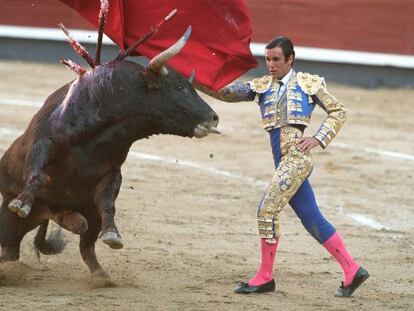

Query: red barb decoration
[
  {"left": 164, "top": 8, "right": 177, "bottom": 22},
  {"left": 95, "top": 0, "right": 109, "bottom": 66},
  {"left": 59, "top": 23, "right": 95, "bottom": 68},
  {"left": 115, "top": 8, "right": 177, "bottom": 62},
  {"left": 58, "top": 5, "right": 178, "bottom": 77},
  {"left": 60, "top": 58, "right": 87, "bottom": 75}
]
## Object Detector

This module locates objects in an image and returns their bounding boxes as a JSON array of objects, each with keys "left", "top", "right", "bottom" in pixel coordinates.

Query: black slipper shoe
[
  {"left": 335, "top": 266, "right": 369, "bottom": 297},
  {"left": 234, "top": 279, "right": 275, "bottom": 294}
]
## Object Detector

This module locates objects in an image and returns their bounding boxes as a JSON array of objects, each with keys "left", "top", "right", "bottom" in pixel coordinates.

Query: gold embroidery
[
  {"left": 287, "top": 89, "right": 302, "bottom": 101},
  {"left": 289, "top": 115, "right": 311, "bottom": 125},
  {"left": 248, "top": 75, "right": 273, "bottom": 93},
  {"left": 313, "top": 84, "right": 347, "bottom": 148},
  {"left": 258, "top": 72, "right": 345, "bottom": 149},
  {"left": 263, "top": 117, "right": 277, "bottom": 130},
  {"left": 297, "top": 72, "right": 324, "bottom": 95},
  {"left": 288, "top": 100, "right": 302, "bottom": 112},
  {"left": 261, "top": 80, "right": 284, "bottom": 130},
  {"left": 258, "top": 127, "right": 314, "bottom": 243},
  {"left": 264, "top": 106, "right": 275, "bottom": 116},
  {"left": 195, "top": 81, "right": 253, "bottom": 102}
]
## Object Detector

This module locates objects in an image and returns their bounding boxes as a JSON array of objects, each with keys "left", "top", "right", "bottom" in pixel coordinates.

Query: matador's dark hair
[{"left": 265, "top": 36, "right": 295, "bottom": 64}]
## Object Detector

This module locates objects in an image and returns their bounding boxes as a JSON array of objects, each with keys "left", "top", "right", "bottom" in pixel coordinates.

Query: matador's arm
[
  {"left": 195, "top": 81, "right": 256, "bottom": 103},
  {"left": 312, "top": 82, "right": 347, "bottom": 149},
  {"left": 297, "top": 72, "right": 347, "bottom": 149}
]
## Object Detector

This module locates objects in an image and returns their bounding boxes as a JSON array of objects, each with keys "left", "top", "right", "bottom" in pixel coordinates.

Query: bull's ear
[{"left": 142, "top": 69, "right": 162, "bottom": 90}]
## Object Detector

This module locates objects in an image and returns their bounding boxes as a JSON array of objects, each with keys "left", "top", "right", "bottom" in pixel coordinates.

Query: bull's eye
[{"left": 176, "top": 85, "right": 184, "bottom": 91}]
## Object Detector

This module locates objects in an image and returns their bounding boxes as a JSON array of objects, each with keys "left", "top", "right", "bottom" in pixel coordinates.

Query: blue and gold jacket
[{"left": 196, "top": 71, "right": 347, "bottom": 149}]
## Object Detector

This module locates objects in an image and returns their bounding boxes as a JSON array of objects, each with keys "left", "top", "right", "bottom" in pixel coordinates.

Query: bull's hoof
[
  {"left": 101, "top": 231, "right": 123, "bottom": 249},
  {"left": 17, "top": 205, "right": 31, "bottom": 218},
  {"left": 92, "top": 269, "right": 111, "bottom": 279},
  {"left": 8, "top": 199, "right": 22, "bottom": 212},
  {"left": 90, "top": 269, "right": 116, "bottom": 288},
  {"left": 8, "top": 199, "right": 31, "bottom": 218}
]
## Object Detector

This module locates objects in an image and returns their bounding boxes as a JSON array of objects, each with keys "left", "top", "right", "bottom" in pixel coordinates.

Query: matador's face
[{"left": 265, "top": 47, "right": 293, "bottom": 80}]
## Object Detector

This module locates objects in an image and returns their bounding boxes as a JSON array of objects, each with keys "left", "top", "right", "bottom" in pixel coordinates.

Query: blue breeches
[{"left": 289, "top": 179, "right": 336, "bottom": 243}]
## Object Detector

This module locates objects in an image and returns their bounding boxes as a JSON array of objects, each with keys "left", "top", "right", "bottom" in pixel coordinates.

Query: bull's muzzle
[{"left": 194, "top": 113, "right": 219, "bottom": 138}]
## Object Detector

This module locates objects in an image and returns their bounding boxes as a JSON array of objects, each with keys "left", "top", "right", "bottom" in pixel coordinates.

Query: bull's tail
[{"left": 34, "top": 220, "right": 66, "bottom": 259}]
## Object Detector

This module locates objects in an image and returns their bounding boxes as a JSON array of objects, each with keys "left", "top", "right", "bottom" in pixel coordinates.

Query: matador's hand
[{"left": 297, "top": 137, "right": 320, "bottom": 153}]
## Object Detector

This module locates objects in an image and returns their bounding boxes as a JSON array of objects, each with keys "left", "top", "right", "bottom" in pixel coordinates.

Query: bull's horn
[
  {"left": 149, "top": 25, "right": 192, "bottom": 75},
  {"left": 188, "top": 69, "right": 195, "bottom": 83}
]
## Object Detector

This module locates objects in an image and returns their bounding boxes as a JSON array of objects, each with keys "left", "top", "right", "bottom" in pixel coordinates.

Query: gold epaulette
[
  {"left": 297, "top": 72, "right": 324, "bottom": 95},
  {"left": 248, "top": 75, "right": 273, "bottom": 93}
]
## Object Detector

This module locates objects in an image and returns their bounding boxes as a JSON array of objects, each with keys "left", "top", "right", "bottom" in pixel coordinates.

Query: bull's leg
[
  {"left": 79, "top": 210, "right": 109, "bottom": 278},
  {"left": 94, "top": 168, "right": 123, "bottom": 249},
  {"left": 0, "top": 196, "right": 41, "bottom": 261},
  {"left": 0, "top": 196, "right": 23, "bottom": 261},
  {"left": 8, "top": 139, "right": 54, "bottom": 218}
]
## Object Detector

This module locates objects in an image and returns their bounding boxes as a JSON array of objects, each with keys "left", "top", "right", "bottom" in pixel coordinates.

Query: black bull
[{"left": 0, "top": 58, "right": 218, "bottom": 279}]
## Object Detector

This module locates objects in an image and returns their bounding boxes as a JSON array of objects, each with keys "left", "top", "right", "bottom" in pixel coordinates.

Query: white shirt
[{"left": 277, "top": 68, "right": 294, "bottom": 100}]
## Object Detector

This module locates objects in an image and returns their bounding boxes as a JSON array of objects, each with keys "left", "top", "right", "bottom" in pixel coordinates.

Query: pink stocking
[
  {"left": 323, "top": 232, "right": 360, "bottom": 286},
  {"left": 248, "top": 238, "right": 279, "bottom": 286}
]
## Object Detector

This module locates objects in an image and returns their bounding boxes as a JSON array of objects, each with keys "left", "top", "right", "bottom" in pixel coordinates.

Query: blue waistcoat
[{"left": 258, "top": 81, "right": 315, "bottom": 131}]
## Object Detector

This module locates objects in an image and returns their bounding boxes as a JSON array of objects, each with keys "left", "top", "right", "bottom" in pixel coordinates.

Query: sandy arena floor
[{"left": 0, "top": 61, "right": 413, "bottom": 310}]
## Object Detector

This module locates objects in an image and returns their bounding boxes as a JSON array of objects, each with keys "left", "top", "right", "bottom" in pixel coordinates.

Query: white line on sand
[
  {"left": 0, "top": 127, "right": 23, "bottom": 137},
  {"left": 131, "top": 152, "right": 393, "bottom": 230},
  {"left": 333, "top": 143, "right": 414, "bottom": 162},
  {"left": 129, "top": 151, "right": 268, "bottom": 188},
  {"left": 0, "top": 98, "right": 42, "bottom": 107},
  {"left": 347, "top": 213, "right": 390, "bottom": 230},
  {"left": 0, "top": 126, "right": 268, "bottom": 190},
  {"left": 0, "top": 126, "right": 393, "bottom": 230}
]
